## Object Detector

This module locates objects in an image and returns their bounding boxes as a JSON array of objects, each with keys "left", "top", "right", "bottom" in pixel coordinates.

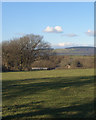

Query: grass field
[{"left": 2, "top": 69, "right": 95, "bottom": 119}]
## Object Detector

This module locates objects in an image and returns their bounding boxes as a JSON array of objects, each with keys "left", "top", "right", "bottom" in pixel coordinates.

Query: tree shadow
[
  {"left": 2, "top": 100, "right": 95, "bottom": 120},
  {"left": 2, "top": 75, "right": 95, "bottom": 119},
  {"left": 3, "top": 76, "right": 94, "bottom": 99}
]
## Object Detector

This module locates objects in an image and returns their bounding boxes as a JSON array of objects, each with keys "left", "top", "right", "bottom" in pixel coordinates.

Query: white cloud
[
  {"left": 58, "top": 42, "right": 73, "bottom": 47},
  {"left": 85, "top": 29, "right": 96, "bottom": 36},
  {"left": 52, "top": 42, "right": 93, "bottom": 48},
  {"left": 44, "top": 26, "right": 54, "bottom": 32},
  {"left": 52, "top": 42, "right": 77, "bottom": 48},
  {"left": 44, "top": 26, "right": 63, "bottom": 33},
  {"left": 54, "top": 26, "right": 63, "bottom": 32},
  {"left": 62, "top": 33, "right": 78, "bottom": 37}
]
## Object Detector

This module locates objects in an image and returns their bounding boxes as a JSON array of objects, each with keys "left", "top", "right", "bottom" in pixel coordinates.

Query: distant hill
[{"left": 53, "top": 46, "right": 95, "bottom": 56}]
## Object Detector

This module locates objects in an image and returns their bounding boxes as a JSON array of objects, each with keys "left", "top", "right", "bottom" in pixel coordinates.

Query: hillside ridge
[{"left": 53, "top": 46, "right": 94, "bottom": 55}]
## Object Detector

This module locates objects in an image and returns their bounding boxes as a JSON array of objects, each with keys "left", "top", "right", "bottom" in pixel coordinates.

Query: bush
[
  {"left": 72, "top": 60, "right": 83, "bottom": 68},
  {"left": 31, "top": 59, "right": 56, "bottom": 68},
  {"left": 58, "top": 56, "right": 94, "bottom": 69},
  {"left": 2, "top": 65, "right": 10, "bottom": 72}
]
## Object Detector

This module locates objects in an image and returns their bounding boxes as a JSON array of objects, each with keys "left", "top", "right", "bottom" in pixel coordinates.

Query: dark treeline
[{"left": 2, "top": 34, "right": 94, "bottom": 72}]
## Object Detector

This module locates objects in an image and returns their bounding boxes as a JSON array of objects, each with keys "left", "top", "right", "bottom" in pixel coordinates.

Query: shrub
[{"left": 31, "top": 59, "right": 56, "bottom": 68}]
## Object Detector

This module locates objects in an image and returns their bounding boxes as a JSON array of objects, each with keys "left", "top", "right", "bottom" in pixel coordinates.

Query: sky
[{"left": 2, "top": 2, "right": 94, "bottom": 48}]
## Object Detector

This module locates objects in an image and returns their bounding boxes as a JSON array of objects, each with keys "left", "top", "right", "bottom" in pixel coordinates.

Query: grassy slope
[{"left": 2, "top": 69, "right": 95, "bottom": 119}]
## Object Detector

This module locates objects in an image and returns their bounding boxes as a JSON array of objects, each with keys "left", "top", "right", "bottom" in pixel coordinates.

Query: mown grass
[{"left": 2, "top": 69, "right": 95, "bottom": 119}]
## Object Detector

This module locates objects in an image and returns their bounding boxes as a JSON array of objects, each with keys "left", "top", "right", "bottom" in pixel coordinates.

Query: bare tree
[{"left": 2, "top": 34, "right": 52, "bottom": 71}]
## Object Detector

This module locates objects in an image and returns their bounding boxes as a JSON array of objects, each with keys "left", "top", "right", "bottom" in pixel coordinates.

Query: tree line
[{"left": 2, "top": 34, "right": 54, "bottom": 71}]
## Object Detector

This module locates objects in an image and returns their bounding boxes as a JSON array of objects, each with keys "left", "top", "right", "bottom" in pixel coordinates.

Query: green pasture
[{"left": 2, "top": 69, "right": 95, "bottom": 119}]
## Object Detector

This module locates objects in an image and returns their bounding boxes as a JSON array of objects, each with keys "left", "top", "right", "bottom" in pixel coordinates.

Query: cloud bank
[
  {"left": 58, "top": 42, "right": 74, "bottom": 47},
  {"left": 52, "top": 42, "right": 77, "bottom": 48},
  {"left": 62, "top": 33, "right": 78, "bottom": 37},
  {"left": 52, "top": 42, "right": 92, "bottom": 48},
  {"left": 44, "top": 26, "right": 63, "bottom": 33},
  {"left": 85, "top": 29, "right": 96, "bottom": 36}
]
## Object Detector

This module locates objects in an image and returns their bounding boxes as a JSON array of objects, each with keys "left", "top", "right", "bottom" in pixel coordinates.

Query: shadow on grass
[
  {"left": 2, "top": 100, "right": 95, "bottom": 119},
  {"left": 3, "top": 76, "right": 94, "bottom": 99},
  {"left": 2, "top": 75, "right": 95, "bottom": 119}
]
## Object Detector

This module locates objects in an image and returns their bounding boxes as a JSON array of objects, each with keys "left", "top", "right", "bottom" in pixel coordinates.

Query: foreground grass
[{"left": 2, "top": 69, "right": 95, "bottom": 119}]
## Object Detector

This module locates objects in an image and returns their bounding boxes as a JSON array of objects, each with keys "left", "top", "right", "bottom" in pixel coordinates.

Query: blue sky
[{"left": 2, "top": 2, "right": 94, "bottom": 48}]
